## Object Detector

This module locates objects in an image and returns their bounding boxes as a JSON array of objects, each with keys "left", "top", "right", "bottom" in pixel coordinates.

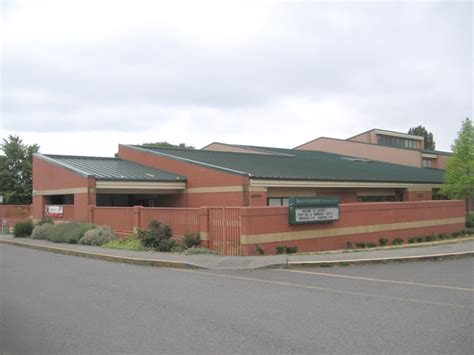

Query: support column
[
  {"left": 133, "top": 205, "right": 142, "bottom": 233},
  {"left": 199, "top": 207, "right": 209, "bottom": 248}
]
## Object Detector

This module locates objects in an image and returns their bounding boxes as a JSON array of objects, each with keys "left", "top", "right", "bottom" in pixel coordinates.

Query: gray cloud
[{"left": 1, "top": 1, "right": 471, "bottom": 153}]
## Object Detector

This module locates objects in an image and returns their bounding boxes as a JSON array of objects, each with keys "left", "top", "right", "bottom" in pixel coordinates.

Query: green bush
[
  {"left": 48, "top": 222, "right": 96, "bottom": 244},
  {"left": 424, "top": 235, "right": 436, "bottom": 242},
  {"left": 285, "top": 246, "right": 298, "bottom": 254},
  {"left": 367, "top": 243, "right": 376, "bottom": 248},
  {"left": 466, "top": 214, "right": 474, "bottom": 228},
  {"left": 355, "top": 242, "right": 366, "bottom": 249},
  {"left": 437, "top": 233, "right": 448, "bottom": 240},
  {"left": 256, "top": 245, "right": 265, "bottom": 255},
  {"left": 275, "top": 246, "right": 286, "bottom": 254},
  {"left": 183, "top": 232, "right": 201, "bottom": 249},
  {"left": 185, "top": 247, "right": 217, "bottom": 255},
  {"left": 378, "top": 238, "right": 388, "bottom": 246},
  {"left": 37, "top": 217, "right": 53, "bottom": 226},
  {"left": 31, "top": 223, "right": 54, "bottom": 240},
  {"left": 408, "top": 237, "right": 417, "bottom": 244},
  {"left": 275, "top": 245, "right": 298, "bottom": 254},
  {"left": 346, "top": 241, "right": 353, "bottom": 249},
  {"left": 102, "top": 237, "right": 149, "bottom": 251},
  {"left": 78, "top": 226, "right": 117, "bottom": 246},
  {"left": 416, "top": 236, "right": 424, "bottom": 243},
  {"left": 137, "top": 220, "right": 175, "bottom": 252},
  {"left": 13, "top": 221, "right": 34, "bottom": 238},
  {"left": 392, "top": 238, "right": 404, "bottom": 245},
  {"left": 171, "top": 244, "right": 185, "bottom": 253}
]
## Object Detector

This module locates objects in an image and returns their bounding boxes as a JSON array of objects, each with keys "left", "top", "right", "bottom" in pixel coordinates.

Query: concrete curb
[
  {"left": 287, "top": 251, "right": 474, "bottom": 268},
  {"left": 1, "top": 239, "right": 473, "bottom": 270},
  {"left": 0, "top": 240, "right": 203, "bottom": 269}
]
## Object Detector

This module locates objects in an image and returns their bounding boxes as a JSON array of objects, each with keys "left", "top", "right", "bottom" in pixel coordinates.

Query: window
[
  {"left": 357, "top": 196, "right": 395, "bottom": 202},
  {"left": 377, "top": 135, "right": 417, "bottom": 149},
  {"left": 422, "top": 158, "right": 435, "bottom": 168},
  {"left": 267, "top": 197, "right": 289, "bottom": 206}
]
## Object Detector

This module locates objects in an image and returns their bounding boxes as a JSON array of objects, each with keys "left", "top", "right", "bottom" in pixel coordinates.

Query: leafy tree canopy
[
  {"left": 142, "top": 142, "right": 195, "bottom": 149},
  {"left": 0, "top": 135, "right": 40, "bottom": 204},
  {"left": 440, "top": 118, "right": 474, "bottom": 208},
  {"left": 408, "top": 126, "right": 436, "bottom": 150}
]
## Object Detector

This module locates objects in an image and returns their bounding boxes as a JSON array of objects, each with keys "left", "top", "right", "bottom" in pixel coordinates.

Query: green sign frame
[{"left": 289, "top": 196, "right": 340, "bottom": 225}]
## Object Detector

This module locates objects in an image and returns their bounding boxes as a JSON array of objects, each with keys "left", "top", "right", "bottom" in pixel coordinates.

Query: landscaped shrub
[
  {"left": 137, "top": 220, "right": 176, "bottom": 252},
  {"left": 256, "top": 245, "right": 265, "bottom": 255},
  {"left": 183, "top": 232, "right": 201, "bottom": 249},
  {"left": 466, "top": 214, "right": 474, "bottom": 228},
  {"left": 13, "top": 221, "right": 34, "bottom": 238},
  {"left": 275, "top": 246, "right": 286, "bottom": 254},
  {"left": 48, "top": 222, "right": 96, "bottom": 244},
  {"left": 346, "top": 241, "right": 353, "bottom": 249},
  {"left": 185, "top": 247, "right": 217, "bottom": 255},
  {"left": 275, "top": 245, "right": 298, "bottom": 254},
  {"left": 416, "top": 236, "right": 424, "bottom": 243},
  {"left": 102, "top": 237, "right": 149, "bottom": 251},
  {"left": 378, "top": 238, "right": 388, "bottom": 246},
  {"left": 392, "top": 238, "right": 404, "bottom": 245},
  {"left": 366, "top": 243, "right": 376, "bottom": 248},
  {"left": 355, "top": 242, "right": 366, "bottom": 249},
  {"left": 31, "top": 223, "right": 54, "bottom": 240},
  {"left": 424, "top": 235, "right": 436, "bottom": 242},
  {"left": 37, "top": 217, "right": 53, "bottom": 226},
  {"left": 78, "top": 226, "right": 117, "bottom": 246},
  {"left": 437, "top": 233, "right": 448, "bottom": 240},
  {"left": 285, "top": 246, "right": 298, "bottom": 254},
  {"left": 408, "top": 237, "right": 417, "bottom": 244}
]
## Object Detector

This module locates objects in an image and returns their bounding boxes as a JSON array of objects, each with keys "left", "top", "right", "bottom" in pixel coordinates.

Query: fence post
[
  {"left": 199, "top": 207, "right": 209, "bottom": 248},
  {"left": 87, "top": 206, "right": 95, "bottom": 224},
  {"left": 133, "top": 206, "right": 142, "bottom": 233}
]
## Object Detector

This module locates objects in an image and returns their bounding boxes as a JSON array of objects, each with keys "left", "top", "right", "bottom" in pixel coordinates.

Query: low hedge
[
  {"left": 48, "top": 222, "right": 96, "bottom": 244},
  {"left": 13, "top": 221, "right": 34, "bottom": 238}
]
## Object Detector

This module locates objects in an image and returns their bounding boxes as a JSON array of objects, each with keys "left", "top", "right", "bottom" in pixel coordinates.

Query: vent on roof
[{"left": 146, "top": 173, "right": 155, "bottom": 177}]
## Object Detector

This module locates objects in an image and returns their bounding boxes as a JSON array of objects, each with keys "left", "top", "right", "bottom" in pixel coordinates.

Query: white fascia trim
[
  {"left": 374, "top": 129, "right": 424, "bottom": 141},
  {"left": 96, "top": 180, "right": 186, "bottom": 190},
  {"left": 250, "top": 179, "right": 443, "bottom": 189}
]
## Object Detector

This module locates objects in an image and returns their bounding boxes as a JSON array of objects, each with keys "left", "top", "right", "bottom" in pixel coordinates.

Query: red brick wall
[
  {"left": 239, "top": 200, "right": 465, "bottom": 255},
  {"left": 118, "top": 145, "right": 249, "bottom": 206},
  {"left": 32, "top": 156, "right": 96, "bottom": 220}
]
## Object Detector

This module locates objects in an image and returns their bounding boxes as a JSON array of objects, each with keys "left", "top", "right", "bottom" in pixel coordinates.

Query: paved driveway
[{"left": 1, "top": 245, "right": 473, "bottom": 354}]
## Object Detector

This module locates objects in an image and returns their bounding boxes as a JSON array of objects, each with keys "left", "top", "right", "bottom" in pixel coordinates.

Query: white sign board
[
  {"left": 0, "top": 196, "right": 3, "bottom": 204},
  {"left": 46, "top": 205, "right": 64, "bottom": 218},
  {"left": 294, "top": 207, "right": 340, "bottom": 223}
]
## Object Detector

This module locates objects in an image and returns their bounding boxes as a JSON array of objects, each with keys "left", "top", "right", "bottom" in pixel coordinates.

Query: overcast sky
[{"left": 1, "top": 0, "right": 472, "bottom": 157}]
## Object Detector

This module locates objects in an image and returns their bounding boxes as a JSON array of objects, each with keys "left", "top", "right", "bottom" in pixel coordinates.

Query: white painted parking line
[
  {"left": 168, "top": 268, "right": 474, "bottom": 310},
  {"left": 279, "top": 269, "right": 474, "bottom": 292}
]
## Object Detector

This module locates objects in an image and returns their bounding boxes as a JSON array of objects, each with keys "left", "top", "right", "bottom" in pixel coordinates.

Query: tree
[
  {"left": 408, "top": 126, "right": 436, "bottom": 150},
  {"left": 0, "top": 135, "right": 40, "bottom": 204},
  {"left": 440, "top": 118, "right": 474, "bottom": 212},
  {"left": 142, "top": 142, "right": 195, "bottom": 149}
]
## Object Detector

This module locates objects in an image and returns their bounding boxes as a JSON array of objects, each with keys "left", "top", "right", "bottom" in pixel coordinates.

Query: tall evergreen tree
[
  {"left": 440, "top": 118, "right": 474, "bottom": 212},
  {"left": 408, "top": 126, "right": 436, "bottom": 150},
  {"left": 0, "top": 135, "right": 40, "bottom": 204}
]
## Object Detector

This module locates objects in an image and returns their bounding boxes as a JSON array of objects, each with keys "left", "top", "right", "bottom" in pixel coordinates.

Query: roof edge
[
  {"left": 120, "top": 144, "right": 252, "bottom": 177},
  {"left": 34, "top": 153, "right": 94, "bottom": 178}
]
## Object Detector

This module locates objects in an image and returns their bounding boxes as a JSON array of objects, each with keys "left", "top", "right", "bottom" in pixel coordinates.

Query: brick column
[
  {"left": 133, "top": 206, "right": 142, "bottom": 233},
  {"left": 199, "top": 207, "right": 209, "bottom": 248}
]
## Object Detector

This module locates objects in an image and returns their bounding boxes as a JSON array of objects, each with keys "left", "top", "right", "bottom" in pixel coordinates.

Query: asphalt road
[{"left": 1, "top": 245, "right": 473, "bottom": 355}]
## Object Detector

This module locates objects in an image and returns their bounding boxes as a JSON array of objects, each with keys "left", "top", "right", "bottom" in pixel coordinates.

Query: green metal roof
[
  {"left": 131, "top": 145, "right": 445, "bottom": 184},
  {"left": 37, "top": 154, "right": 186, "bottom": 182}
]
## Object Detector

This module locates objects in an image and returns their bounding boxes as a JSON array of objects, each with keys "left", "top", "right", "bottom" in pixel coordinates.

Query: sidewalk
[{"left": 1, "top": 234, "right": 473, "bottom": 270}]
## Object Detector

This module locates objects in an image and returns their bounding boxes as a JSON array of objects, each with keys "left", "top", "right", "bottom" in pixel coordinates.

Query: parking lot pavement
[{"left": 2, "top": 245, "right": 473, "bottom": 355}]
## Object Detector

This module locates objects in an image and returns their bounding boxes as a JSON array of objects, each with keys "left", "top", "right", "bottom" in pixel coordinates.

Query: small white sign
[
  {"left": 46, "top": 205, "right": 64, "bottom": 218},
  {"left": 295, "top": 207, "right": 339, "bottom": 223},
  {"left": 0, "top": 196, "right": 3, "bottom": 204}
]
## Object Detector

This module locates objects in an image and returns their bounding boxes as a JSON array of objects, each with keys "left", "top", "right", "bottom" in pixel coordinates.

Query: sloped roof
[
  {"left": 130, "top": 145, "right": 445, "bottom": 184},
  {"left": 36, "top": 154, "right": 186, "bottom": 182}
]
